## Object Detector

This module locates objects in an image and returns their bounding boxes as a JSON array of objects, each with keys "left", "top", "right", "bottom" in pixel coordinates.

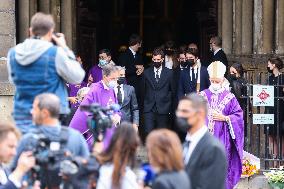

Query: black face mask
[
  {"left": 117, "top": 77, "right": 126, "bottom": 85},
  {"left": 267, "top": 67, "right": 273, "bottom": 74},
  {"left": 153, "top": 61, "right": 162, "bottom": 68},
  {"left": 187, "top": 59, "right": 195, "bottom": 66},
  {"left": 175, "top": 117, "right": 192, "bottom": 133},
  {"left": 229, "top": 73, "right": 237, "bottom": 80},
  {"left": 180, "top": 61, "right": 188, "bottom": 68}
]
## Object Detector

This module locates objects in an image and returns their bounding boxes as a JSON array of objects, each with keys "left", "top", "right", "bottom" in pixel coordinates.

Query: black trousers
[{"left": 144, "top": 111, "right": 169, "bottom": 135}]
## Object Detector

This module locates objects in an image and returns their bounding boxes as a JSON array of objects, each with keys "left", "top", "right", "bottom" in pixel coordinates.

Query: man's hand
[
  {"left": 212, "top": 111, "right": 227, "bottom": 122},
  {"left": 51, "top": 33, "right": 67, "bottom": 49},
  {"left": 68, "top": 97, "right": 78, "bottom": 104},
  {"left": 111, "top": 114, "right": 121, "bottom": 126},
  {"left": 11, "top": 151, "right": 35, "bottom": 182},
  {"left": 136, "top": 65, "right": 144, "bottom": 75}
]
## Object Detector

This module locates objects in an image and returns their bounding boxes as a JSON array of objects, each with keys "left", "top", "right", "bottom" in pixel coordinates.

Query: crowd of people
[{"left": 1, "top": 11, "right": 284, "bottom": 189}]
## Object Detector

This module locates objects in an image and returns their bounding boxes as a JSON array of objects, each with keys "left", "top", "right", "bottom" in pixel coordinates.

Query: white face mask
[
  {"left": 211, "top": 83, "right": 222, "bottom": 91},
  {"left": 107, "top": 80, "right": 117, "bottom": 89}
]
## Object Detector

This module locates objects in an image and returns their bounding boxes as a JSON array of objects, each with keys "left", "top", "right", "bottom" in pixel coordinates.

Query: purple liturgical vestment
[
  {"left": 88, "top": 65, "right": 103, "bottom": 83},
  {"left": 69, "top": 81, "right": 118, "bottom": 148},
  {"left": 200, "top": 88, "right": 244, "bottom": 189}
]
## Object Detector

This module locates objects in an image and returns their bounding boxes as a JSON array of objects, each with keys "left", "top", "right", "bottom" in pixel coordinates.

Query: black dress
[{"left": 265, "top": 74, "right": 284, "bottom": 135}]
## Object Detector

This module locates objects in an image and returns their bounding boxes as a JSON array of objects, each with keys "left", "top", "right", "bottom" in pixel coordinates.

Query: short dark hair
[
  {"left": 99, "top": 49, "right": 111, "bottom": 57},
  {"left": 0, "top": 122, "right": 21, "bottom": 142},
  {"left": 210, "top": 36, "right": 222, "bottom": 47},
  {"left": 164, "top": 40, "right": 175, "bottom": 49},
  {"left": 268, "top": 57, "right": 284, "bottom": 70},
  {"left": 180, "top": 93, "right": 208, "bottom": 115},
  {"left": 31, "top": 12, "right": 55, "bottom": 37},
  {"left": 185, "top": 47, "right": 199, "bottom": 58},
  {"left": 35, "top": 93, "right": 60, "bottom": 118},
  {"left": 231, "top": 63, "right": 245, "bottom": 77},
  {"left": 129, "top": 34, "right": 142, "bottom": 46},
  {"left": 152, "top": 47, "right": 164, "bottom": 58}
]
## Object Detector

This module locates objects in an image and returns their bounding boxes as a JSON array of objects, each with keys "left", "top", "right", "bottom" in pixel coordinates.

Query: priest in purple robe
[
  {"left": 88, "top": 49, "right": 116, "bottom": 84},
  {"left": 199, "top": 61, "right": 244, "bottom": 189},
  {"left": 69, "top": 64, "right": 120, "bottom": 149}
]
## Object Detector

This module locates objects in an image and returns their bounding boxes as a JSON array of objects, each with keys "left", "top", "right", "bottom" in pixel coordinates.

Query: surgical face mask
[
  {"left": 107, "top": 80, "right": 117, "bottom": 89},
  {"left": 210, "top": 46, "right": 214, "bottom": 52},
  {"left": 99, "top": 59, "right": 108, "bottom": 67},
  {"left": 153, "top": 61, "right": 162, "bottom": 68},
  {"left": 180, "top": 61, "right": 188, "bottom": 68},
  {"left": 117, "top": 77, "right": 126, "bottom": 85},
  {"left": 187, "top": 59, "right": 195, "bottom": 66},
  {"left": 175, "top": 117, "right": 192, "bottom": 133},
  {"left": 267, "top": 67, "right": 273, "bottom": 74},
  {"left": 211, "top": 83, "right": 222, "bottom": 91}
]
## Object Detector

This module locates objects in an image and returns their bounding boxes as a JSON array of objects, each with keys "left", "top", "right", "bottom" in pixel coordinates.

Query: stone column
[
  {"left": 218, "top": 0, "right": 222, "bottom": 37},
  {"left": 18, "top": 0, "right": 29, "bottom": 43},
  {"left": 253, "top": 0, "right": 262, "bottom": 54},
  {"left": 222, "top": 0, "right": 233, "bottom": 54},
  {"left": 38, "top": 1, "right": 50, "bottom": 14},
  {"left": 275, "top": 0, "right": 284, "bottom": 54},
  {"left": 0, "top": 0, "right": 16, "bottom": 122},
  {"left": 61, "top": 0, "right": 73, "bottom": 48},
  {"left": 29, "top": 0, "right": 37, "bottom": 17},
  {"left": 262, "top": 0, "right": 274, "bottom": 54},
  {"left": 234, "top": 0, "right": 242, "bottom": 54},
  {"left": 241, "top": 0, "right": 253, "bottom": 54}
]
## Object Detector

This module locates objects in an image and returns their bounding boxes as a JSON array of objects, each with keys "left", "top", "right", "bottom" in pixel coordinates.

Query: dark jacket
[
  {"left": 185, "top": 132, "right": 227, "bottom": 189},
  {"left": 143, "top": 66, "right": 173, "bottom": 114},
  {"left": 119, "top": 84, "right": 139, "bottom": 125},
  {"left": 152, "top": 170, "right": 191, "bottom": 189},
  {"left": 211, "top": 49, "right": 228, "bottom": 68},
  {"left": 117, "top": 48, "right": 144, "bottom": 88},
  {"left": 178, "top": 66, "right": 210, "bottom": 99},
  {"left": 172, "top": 67, "right": 187, "bottom": 110}
]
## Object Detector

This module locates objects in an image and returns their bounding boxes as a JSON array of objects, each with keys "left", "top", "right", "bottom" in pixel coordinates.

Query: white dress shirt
[
  {"left": 154, "top": 66, "right": 162, "bottom": 79},
  {"left": 184, "top": 126, "right": 208, "bottom": 164},
  {"left": 129, "top": 47, "right": 136, "bottom": 58},
  {"left": 213, "top": 48, "right": 222, "bottom": 55},
  {"left": 114, "top": 84, "right": 125, "bottom": 103},
  {"left": 165, "top": 55, "right": 173, "bottom": 69}
]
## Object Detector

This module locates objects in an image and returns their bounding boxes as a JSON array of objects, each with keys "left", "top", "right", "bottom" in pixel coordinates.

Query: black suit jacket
[
  {"left": 185, "top": 132, "right": 227, "bottom": 189},
  {"left": 211, "top": 49, "right": 228, "bottom": 68},
  {"left": 152, "top": 170, "right": 192, "bottom": 189},
  {"left": 119, "top": 84, "right": 139, "bottom": 125},
  {"left": 143, "top": 66, "right": 173, "bottom": 114},
  {"left": 178, "top": 66, "right": 210, "bottom": 99},
  {"left": 117, "top": 48, "right": 144, "bottom": 88}
]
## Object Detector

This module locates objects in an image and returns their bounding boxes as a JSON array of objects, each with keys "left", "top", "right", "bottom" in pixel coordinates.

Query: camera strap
[{"left": 59, "top": 126, "right": 69, "bottom": 148}]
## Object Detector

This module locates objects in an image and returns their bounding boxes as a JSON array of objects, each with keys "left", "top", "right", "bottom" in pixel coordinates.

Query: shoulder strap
[{"left": 59, "top": 126, "right": 69, "bottom": 145}]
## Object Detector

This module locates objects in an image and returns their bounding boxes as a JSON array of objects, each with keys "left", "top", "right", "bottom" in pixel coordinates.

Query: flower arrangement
[
  {"left": 241, "top": 158, "right": 258, "bottom": 177},
  {"left": 264, "top": 169, "right": 284, "bottom": 188}
]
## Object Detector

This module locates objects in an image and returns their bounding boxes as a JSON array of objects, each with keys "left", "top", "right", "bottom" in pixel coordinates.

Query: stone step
[{"left": 235, "top": 175, "right": 270, "bottom": 189}]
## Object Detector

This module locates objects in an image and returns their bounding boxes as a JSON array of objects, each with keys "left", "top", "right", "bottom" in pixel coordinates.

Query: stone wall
[{"left": 0, "top": 0, "right": 16, "bottom": 122}]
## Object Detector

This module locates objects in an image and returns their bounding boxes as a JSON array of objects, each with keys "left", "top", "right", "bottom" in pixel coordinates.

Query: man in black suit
[
  {"left": 209, "top": 36, "right": 229, "bottom": 69},
  {"left": 117, "top": 34, "right": 144, "bottom": 109},
  {"left": 178, "top": 48, "right": 210, "bottom": 99},
  {"left": 176, "top": 93, "right": 227, "bottom": 189},
  {"left": 143, "top": 48, "right": 173, "bottom": 135},
  {"left": 115, "top": 66, "right": 139, "bottom": 131},
  {"left": 0, "top": 123, "right": 35, "bottom": 189}
]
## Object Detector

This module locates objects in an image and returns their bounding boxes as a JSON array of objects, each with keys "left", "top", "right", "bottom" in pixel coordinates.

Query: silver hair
[
  {"left": 182, "top": 93, "right": 208, "bottom": 115},
  {"left": 35, "top": 93, "right": 60, "bottom": 118},
  {"left": 116, "top": 66, "right": 126, "bottom": 72},
  {"left": 102, "top": 64, "right": 118, "bottom": 77},
  {"left": 210, "top": 36, "right": 222, "bottom": 47}
]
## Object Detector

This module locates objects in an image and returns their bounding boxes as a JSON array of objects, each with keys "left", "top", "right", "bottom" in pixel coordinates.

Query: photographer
[
  {"left": 12, "top": 93, "right": 89, "bottom": 187},
  {"left": 7, "top": 12, "right": 85, "bottom": 134},
  {"left": 0, "top": 123, "right": 35, "bottom": 189}
]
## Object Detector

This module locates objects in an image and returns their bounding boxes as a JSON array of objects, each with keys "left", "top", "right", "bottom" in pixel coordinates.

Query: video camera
[
  {"left": 26, "top": 128, "right": 69, "bottom": 188},
  {"left": 80, "top": 103, "right": 120, "bottom": 143}
]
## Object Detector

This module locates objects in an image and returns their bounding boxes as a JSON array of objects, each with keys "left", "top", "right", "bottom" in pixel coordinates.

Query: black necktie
[
  {"left": 155, "top": 69, "right": 160, "bottom": 83},
  {"left": 117, "top": 85, "right": 123, "bottom": 105},
  {"left": 183, "top": 140, "right": 191, "bottom": 162}
]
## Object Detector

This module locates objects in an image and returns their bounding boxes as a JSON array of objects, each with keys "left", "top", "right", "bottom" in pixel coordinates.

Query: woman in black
[{"left": 266, "top": 57, "right": 284, "bottom": 157}]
